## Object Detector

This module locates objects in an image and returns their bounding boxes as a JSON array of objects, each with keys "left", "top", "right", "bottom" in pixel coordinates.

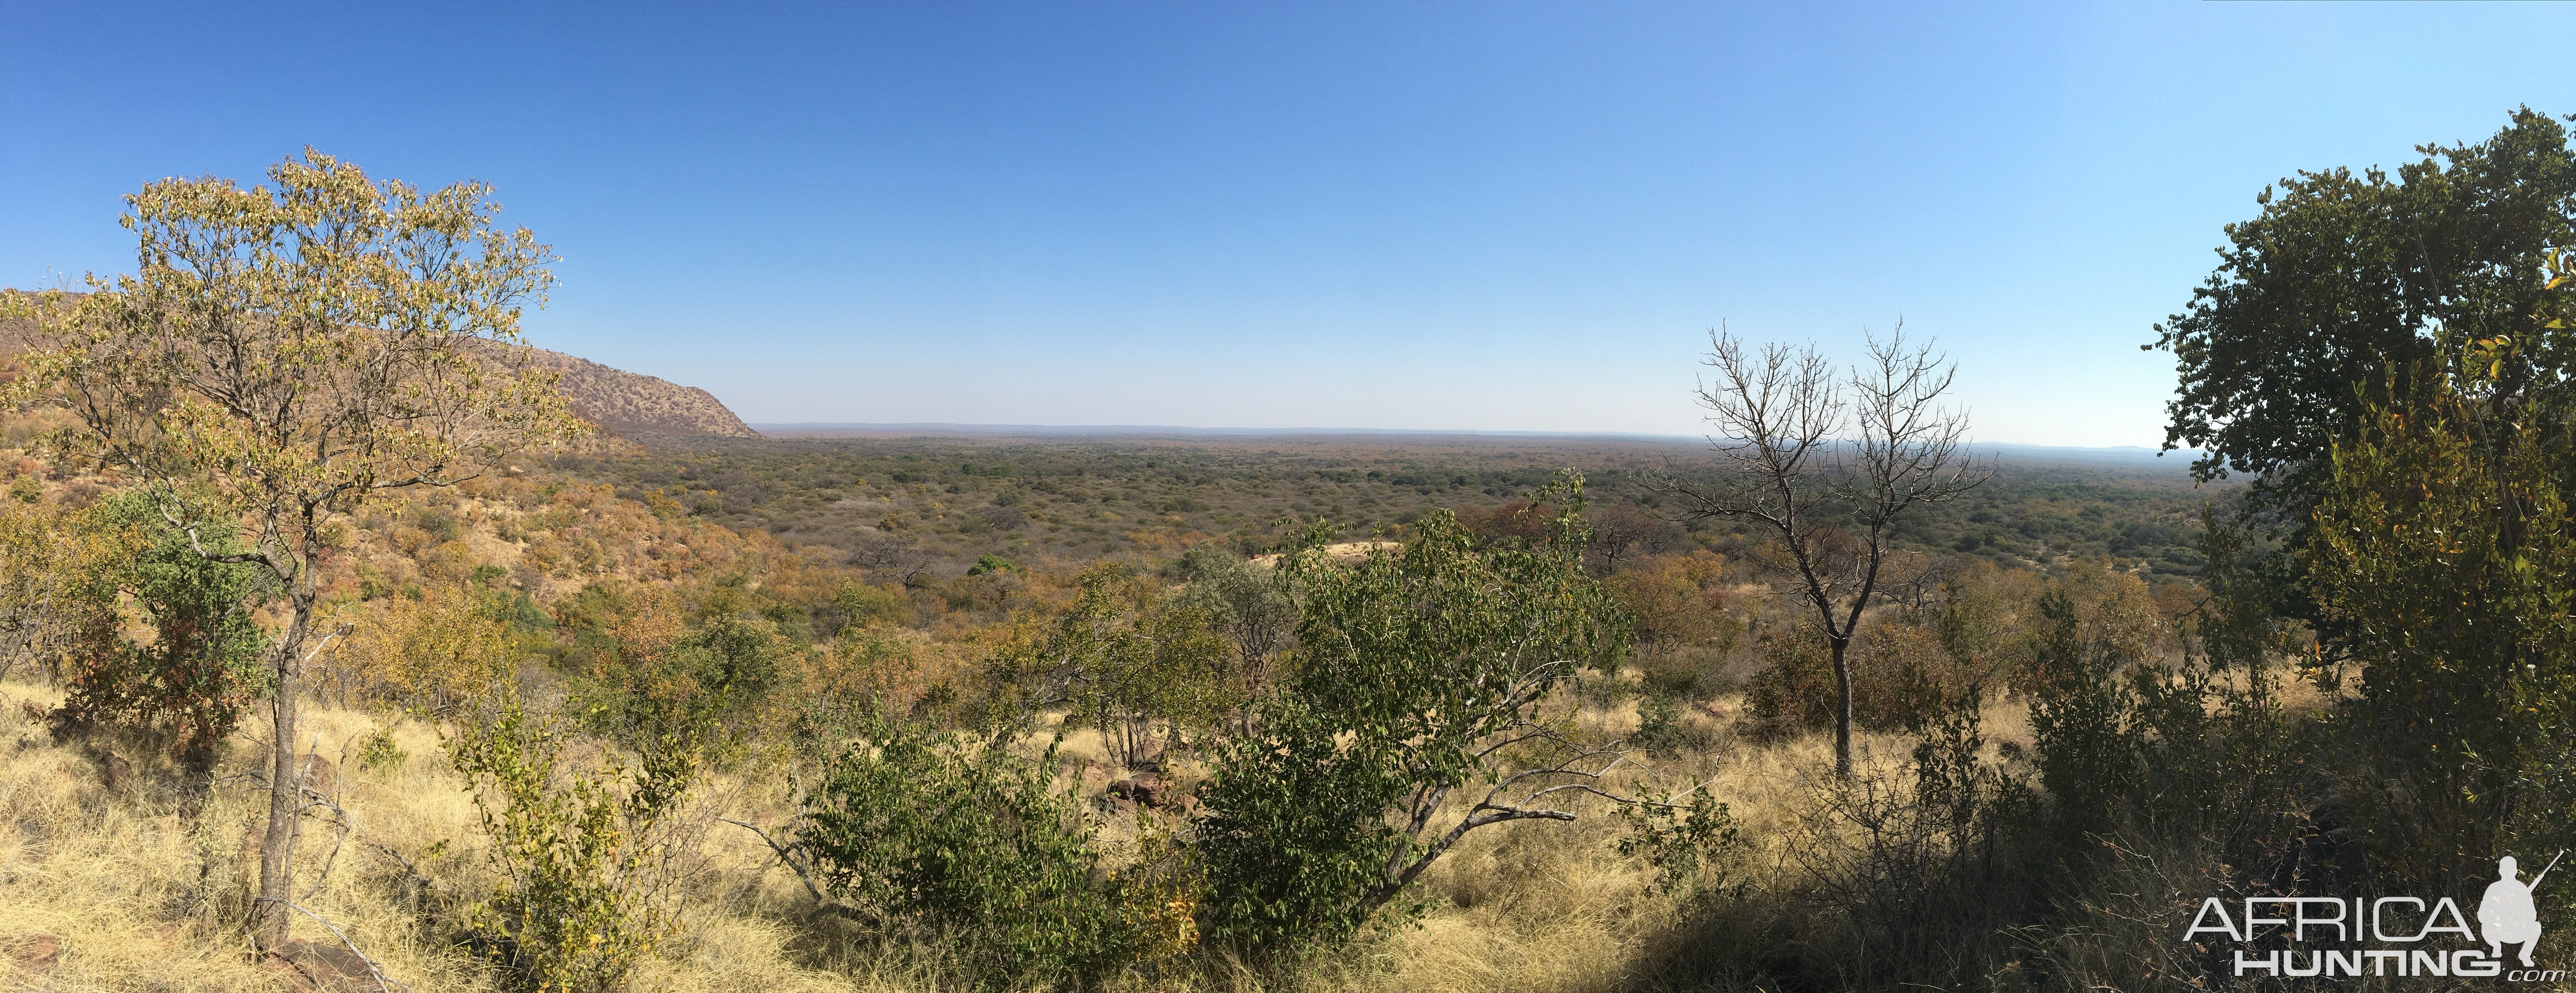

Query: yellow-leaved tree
[
  {"left": 329, "top": 583, "right": 517, "bottom": 718},
  {"left": 0, "top": 149, "right": 584, "bottom": 952}
]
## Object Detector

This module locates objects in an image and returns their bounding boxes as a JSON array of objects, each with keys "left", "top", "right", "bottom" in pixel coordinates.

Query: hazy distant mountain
[{"left": 523, "top": 347, "right": 759, "bottom": 439}]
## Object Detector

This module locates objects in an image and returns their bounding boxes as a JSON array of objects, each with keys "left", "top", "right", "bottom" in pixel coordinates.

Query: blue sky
[{"left": 5, "top": 2, "right": 2573, "bottom": 445}]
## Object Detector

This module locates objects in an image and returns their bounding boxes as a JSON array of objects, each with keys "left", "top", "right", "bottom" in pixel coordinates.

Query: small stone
[
  {"left": 299, "top": 755, "right": 338, "bottom": 797},
  {"left": 99, "top": 751, "right": 133, "bottom": 791},
  {"left": 1109, "top": 775, "right": 1164, "bottom": 807},
  {"left": 11, "top": 934, "right": 61, "bottom": 975}
]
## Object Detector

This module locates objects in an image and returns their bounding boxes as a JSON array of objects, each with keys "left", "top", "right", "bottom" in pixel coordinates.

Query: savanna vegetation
[
  {"left": 4, "top": 108, "right": 2575, "bottom": 993},
  {"left": 545, "top": 432, "right": 2218, "bottom": 585}
]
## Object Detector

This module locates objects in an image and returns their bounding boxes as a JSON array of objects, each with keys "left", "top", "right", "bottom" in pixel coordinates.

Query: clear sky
[{"left": 5, "top": 2, "right": 2573, "bottom": 446}]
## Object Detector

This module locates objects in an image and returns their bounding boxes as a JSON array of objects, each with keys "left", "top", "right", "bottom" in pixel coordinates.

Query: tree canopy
[{"left": 2149, "top": 107, "right": 2576, "bottom": 495}]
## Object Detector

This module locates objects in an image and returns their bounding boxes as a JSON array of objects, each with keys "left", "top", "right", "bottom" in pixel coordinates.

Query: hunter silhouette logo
[
  {"left": 2185, "top": 850, "right": 2567, "bottom": 981},
  {"left": 2481, "top": 852, "right": 2558, "bottom": 968}
]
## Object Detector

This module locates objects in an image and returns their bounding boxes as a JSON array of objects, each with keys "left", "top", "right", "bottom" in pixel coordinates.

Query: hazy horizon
[{"left": 744, "top": 420, "right": 2200, "bottom": 457}]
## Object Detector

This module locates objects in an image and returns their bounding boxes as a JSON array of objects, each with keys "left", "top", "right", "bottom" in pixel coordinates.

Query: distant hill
[
  {"left": 0, "top": 290, "right": 755, "bottom": 439},
  {"left": 523, "top": 347, "right": 759, "bottom": 439}
]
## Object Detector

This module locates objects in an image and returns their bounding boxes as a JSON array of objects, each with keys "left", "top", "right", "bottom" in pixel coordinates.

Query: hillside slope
[{"left": 521, "top": 346, "right": 759, "bottom": 439}]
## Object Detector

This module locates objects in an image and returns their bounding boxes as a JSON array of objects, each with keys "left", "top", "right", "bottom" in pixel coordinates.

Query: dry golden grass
[
  {"left": 0, "top": 680, "right": 878, "bottom": 993},
  {"left": 11, "top": 677, "right": 2351, "bottom": 993}
]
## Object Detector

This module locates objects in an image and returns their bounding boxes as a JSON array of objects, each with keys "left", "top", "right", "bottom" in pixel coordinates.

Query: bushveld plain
[
  {"left": 7, "top": 109, "right": 2576, "bottom": 993},
  {"left": 0, "top": 419, "right": 2249, "bottom": 993}
]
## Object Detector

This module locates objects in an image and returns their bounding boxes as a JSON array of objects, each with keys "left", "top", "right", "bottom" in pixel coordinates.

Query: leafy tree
[
  {"left": 984, "top": 566, "right": 1232, "bottom": 766},
  {"left": 1192, "top": 476, "right": 1632, "bottom": 955},
  {"left": 2147, "top": 108, "right": 2576, "bottom": 880},
  {"left": 1080, "top": 594, "right": 1232, "bottom": 767},
  {"left": 2147, "top": 108, "right": 2576, "bottom": 499},
  {"left": 1173, "top": 543, "right": 1298, "bottom": 730},
  {"left": 1, "top": 150, "right": 581, "bottom": 950}
]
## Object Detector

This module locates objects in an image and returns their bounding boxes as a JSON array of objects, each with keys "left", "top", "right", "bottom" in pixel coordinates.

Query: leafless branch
[{"left": 716, "top": 816, "right": 834, "bottom": 909}]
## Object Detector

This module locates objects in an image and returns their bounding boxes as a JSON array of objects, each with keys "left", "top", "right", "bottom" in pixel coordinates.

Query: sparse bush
[
  {"left": 829, "top": 580, "right": 913, "bottom": 630},
  {"left": 328, "top": 582, "right": 517, "bottom": 717},
  {"left": 448, "top": 690, "right": 702, "bottom": 993}
]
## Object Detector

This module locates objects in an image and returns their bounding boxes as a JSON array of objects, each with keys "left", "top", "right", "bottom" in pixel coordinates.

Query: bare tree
[{"left": 1667, "top": 322, "right": 1986, "bottom": 776}]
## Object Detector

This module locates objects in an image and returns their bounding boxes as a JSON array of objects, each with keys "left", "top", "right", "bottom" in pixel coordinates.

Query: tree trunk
[
  {"left": 1830, "top": 633, "right": 1854, "bottom": 778},
  {"left": 249, "top": 601, "right": 311, "bottom": 952}
]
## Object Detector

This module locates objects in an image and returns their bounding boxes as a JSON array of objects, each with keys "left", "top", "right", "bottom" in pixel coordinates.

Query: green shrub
[
  {"left": 798, "top": 716, "right": 1156, "bottom": 986},
  {"left": 355, "top": 726, "right": 408, "bottom": 771},
  {"left": 51, "top": 494, "right": 269, "bottom": 770},
  {"left": 1193, "top": 480, "right": 1629, "bottom": 958},
  {"left": 576, "top": 581, "right": 781, "bottom": 749},
  {"left": 828, "top": 580, "right": 913, "bottom": 631},
  {"left": 1629, "top": 689, "right": 1702, "bottom": 757}
]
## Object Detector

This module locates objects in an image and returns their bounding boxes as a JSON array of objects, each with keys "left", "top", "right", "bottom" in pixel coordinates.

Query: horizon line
[{"left": 746, "top": 421, "right": 2194, "bottom": 454}]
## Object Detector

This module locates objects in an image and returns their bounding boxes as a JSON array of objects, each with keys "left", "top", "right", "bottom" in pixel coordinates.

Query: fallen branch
[{"left": 254, "top": 896, "right": 401, "bottom": 993}]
